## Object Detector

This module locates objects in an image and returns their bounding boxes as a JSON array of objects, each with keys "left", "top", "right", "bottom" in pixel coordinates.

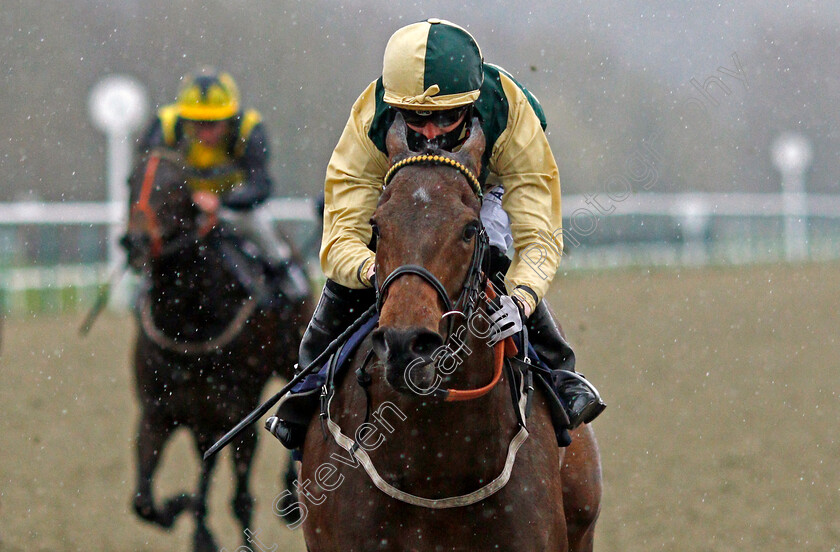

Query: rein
[
  {"left": 442, "top": 283, "right": 514, "bottom": 402},
  {"left": 326, "top": 280, "right": 527, "bottom": 508},
  {"left": 133, "top": 154, "right": 164, "bottom": 258},
  {"left": 329, "top": 276, "right": 529, "bottom": 508},
  {"left": 132, "top": 151, "right": 251, "bottom": 356}
]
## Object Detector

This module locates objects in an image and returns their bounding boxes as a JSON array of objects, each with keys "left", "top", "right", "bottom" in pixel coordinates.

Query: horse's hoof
[
  {"left": 159, "top": 493, "right": 194, "bottom": 528},
  {"left": 277, "top": 490, "right": 302, "bottom": 526},
  {"left": 132, "top": 494, "right": 156, "bottom": 522},
  {"left": 193, "top": 524, "right": 219, "bottom": 552},
  {"left": 232, "top": 493, "right": 255, "bottom": 527}
]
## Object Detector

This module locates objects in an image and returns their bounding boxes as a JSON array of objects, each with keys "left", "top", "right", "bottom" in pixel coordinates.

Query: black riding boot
[
  {"left": 527, "top": 301, "right": 606, "bottom": 429},
  {"left": 269, "top": 279, "right": 376, "bottom": 449},
  {"left": 486, "top": 246, "right": 605, "bottom": 430}
]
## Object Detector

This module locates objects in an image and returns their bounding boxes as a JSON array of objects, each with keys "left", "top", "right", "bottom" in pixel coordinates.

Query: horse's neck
[
  {"left": 149, "top": 245, "right": 244, "bottom": 331},
  {"left": 365, "top": 321, "right": 516, "bottom": 488}
]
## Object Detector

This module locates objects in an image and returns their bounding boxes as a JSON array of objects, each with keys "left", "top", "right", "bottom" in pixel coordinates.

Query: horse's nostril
[
  {"left": 373, "top": 327, "right": 443, "bottom": 363},
  {"left": 410, "top": 330, "right": 444, "bottom": 359},
  {"left": 371, "top": 329, "right": 388, "bottom": 360}
]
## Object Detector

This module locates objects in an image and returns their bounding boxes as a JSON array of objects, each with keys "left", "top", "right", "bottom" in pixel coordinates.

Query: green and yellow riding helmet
[
  {"left": 176, "top": 67, "right": 241, "bottom": 122},
  {"left": 382, "top": 19, "right": 483, "bottom": 150}
]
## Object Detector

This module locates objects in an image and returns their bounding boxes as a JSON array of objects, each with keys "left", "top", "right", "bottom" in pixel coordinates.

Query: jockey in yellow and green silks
[{"left": 136, "top": 67, "right": 309, "bottom": 301}]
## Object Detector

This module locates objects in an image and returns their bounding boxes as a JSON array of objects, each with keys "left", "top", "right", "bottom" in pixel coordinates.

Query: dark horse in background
[
  {"left": 297, "top": 118, "right": 602, "bottom": 550},
  {"left": 122, "top": 149, "right": 313, "bottom": 551}
]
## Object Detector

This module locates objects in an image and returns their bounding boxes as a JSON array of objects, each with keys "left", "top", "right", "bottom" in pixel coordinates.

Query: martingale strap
[
  {"left": 384, "top": 154, "right": 483, "bottom": 199},
  {"left": 139, "top": 293, "right": 258, "bottom": 355},
  {"left": 324, "top": 388, "right": 529, "bottom": 509}
]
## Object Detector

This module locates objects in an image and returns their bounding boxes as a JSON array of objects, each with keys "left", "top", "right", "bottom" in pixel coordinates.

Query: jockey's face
[
  {"left": 185, "top": 120, "right": 230, "bottom": 147},
  {"left": 400, "top": 107, "right": 468, "bottom": 140}
]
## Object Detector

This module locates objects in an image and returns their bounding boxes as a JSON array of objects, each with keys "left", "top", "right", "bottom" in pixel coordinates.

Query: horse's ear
[
  {"left": 386, "top": 112, "right": 410, "bottom": 163},
  {"left": 457, "top": 117, "right": 485, "bottom": 177}
]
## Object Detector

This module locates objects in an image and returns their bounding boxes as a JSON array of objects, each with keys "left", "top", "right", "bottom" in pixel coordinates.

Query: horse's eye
[
  {"left": 370, "top": 222, "right": 380, "bottom": 238},
  {"left": 462, "top": 222, "right": 478, "bottom": 242}
]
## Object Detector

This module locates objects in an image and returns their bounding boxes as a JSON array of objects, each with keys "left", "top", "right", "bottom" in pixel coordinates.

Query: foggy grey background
[{"left": 2, "top": 0, "right": 838, "bottom": 206}]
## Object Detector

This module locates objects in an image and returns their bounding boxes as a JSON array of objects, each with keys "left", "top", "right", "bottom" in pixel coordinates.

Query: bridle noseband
[{"left": 375, "top": 229, "right": 488, "bottom": 334}]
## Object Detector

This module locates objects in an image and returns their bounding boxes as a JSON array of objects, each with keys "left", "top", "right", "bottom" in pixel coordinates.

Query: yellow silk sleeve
[
  {"left": 489, "top": 74, "right": 564, "bottom": 312},
  {"left": 320, "top": 81, "right": 390, "bottom": 289}
]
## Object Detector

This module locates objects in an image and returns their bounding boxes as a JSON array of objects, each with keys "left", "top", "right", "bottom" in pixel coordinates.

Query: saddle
[{"left": 213, "top": 226, "right": 308, "bottom": 308}]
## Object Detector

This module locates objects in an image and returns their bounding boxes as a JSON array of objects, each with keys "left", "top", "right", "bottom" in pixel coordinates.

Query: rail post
[{"left": 88, "top": 75, "right": 148, "bottom": 307}]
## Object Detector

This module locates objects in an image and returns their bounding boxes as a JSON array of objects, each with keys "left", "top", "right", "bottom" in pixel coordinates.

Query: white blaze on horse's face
[{"left": 412, "top": 186, "right": 432, "bottom": 204}]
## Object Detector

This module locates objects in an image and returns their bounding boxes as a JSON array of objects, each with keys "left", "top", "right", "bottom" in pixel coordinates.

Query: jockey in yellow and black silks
[
  {"left": 136, "top": 67, "right": 309, "bottom": 303},
  {"left": 271, "top": 20, "right": 605, "bottom": 451}
]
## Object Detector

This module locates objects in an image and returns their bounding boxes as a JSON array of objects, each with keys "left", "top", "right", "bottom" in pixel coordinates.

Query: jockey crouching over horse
[
  {"left": 273, "top": 19, "right": 605, "bottom": 449},
  {"left": 122, "top": 68, "right": 313, "bottom": 551},
  {"left": 266, "top": 19, "right": 606, "bottom": 550},
  {"left": 134, "top": 67, "right": 310, "bottom": 308}
]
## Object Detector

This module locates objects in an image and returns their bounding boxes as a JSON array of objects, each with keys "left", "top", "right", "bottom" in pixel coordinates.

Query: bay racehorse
[
  {"left": 295, "top": 118, "right": 602, "bottom": 550},
  {"left": 123, "top": 149, "right": 313, "bottom": 551}
]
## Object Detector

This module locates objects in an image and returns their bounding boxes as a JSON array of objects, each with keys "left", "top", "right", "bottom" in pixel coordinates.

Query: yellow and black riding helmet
[
  {"left": 176, "top": 67, "right": 241, "bottom": 122},
  {"left": 169, "top": 68, "right": 249, "bottom": 191},
  {"left": 382, "top": 19, "right": 484, "bottom": 150}
]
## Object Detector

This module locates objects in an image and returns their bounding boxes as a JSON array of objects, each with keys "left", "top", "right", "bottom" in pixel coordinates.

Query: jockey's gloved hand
[
  {"left": 486, "top": 295, "right": 525, "bottom": 345},
  {"left": 192, "top": 190, "right": 220, "bottom": 214}
]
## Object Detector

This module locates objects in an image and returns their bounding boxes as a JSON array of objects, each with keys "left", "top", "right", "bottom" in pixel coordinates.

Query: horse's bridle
[
  {"left": 375, "top": 227, "right": 487, "bottom": 323},
  {"left": 130, "top": 152, "right": 255, "bottom": 354},
  {"left": 131, "top": 152, "right": 218, "bottom": 261},
  {"left": 324, "top": 153, "right": 532, "bottom": 509},
  {"left": 376, "top": 154, "right": 488, "bottom": 322},
  {"left": 374, "top": 214, "right": 488, "bottom": 345},
  {"left": 374, "top": 154, "right": 508, "bottom": 402}
]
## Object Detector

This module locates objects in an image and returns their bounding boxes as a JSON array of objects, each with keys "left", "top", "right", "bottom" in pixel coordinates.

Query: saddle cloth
[{"left": 286, "top": 315, "right": 572, "bottom": 447}]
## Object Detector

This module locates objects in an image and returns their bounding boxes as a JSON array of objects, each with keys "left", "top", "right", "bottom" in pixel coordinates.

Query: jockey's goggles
[
  {"left": 185, "top": 119, "right": 230, "bottom": 129},
  {"left": 397, "top": 106, "right": 469, "bottom": 128}
]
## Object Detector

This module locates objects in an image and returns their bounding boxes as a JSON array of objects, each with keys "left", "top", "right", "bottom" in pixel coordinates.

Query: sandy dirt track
[{"left": 1, "top": 262, "right": 838, "bottom": 551}]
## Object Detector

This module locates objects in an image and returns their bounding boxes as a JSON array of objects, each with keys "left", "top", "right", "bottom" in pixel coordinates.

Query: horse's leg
[
  {"left": 277, "top": 454, "right": 302, "bottom": 526},
  {"left": 133, "top": 411, "right": 192, "bottom": 527},
  {"left": 561, "top": 423, "right": 603, "bottom": 552},
  {"left": 230, "top": 427, "right": 258, "bottom": 542},
  {"left": 191, "top": 433, "right": 220, "bottom": 552}
]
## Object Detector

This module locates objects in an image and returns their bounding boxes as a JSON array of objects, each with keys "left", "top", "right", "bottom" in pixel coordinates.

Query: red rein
[
  {"left": 132, "top": 154, "right": 164, "bottom": 258},
  {"left": 130, "top": 154, "right": 217, "bottom": 258},
  {"left": 443, "top": 283, "right": 518, "bottom": 402}
]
